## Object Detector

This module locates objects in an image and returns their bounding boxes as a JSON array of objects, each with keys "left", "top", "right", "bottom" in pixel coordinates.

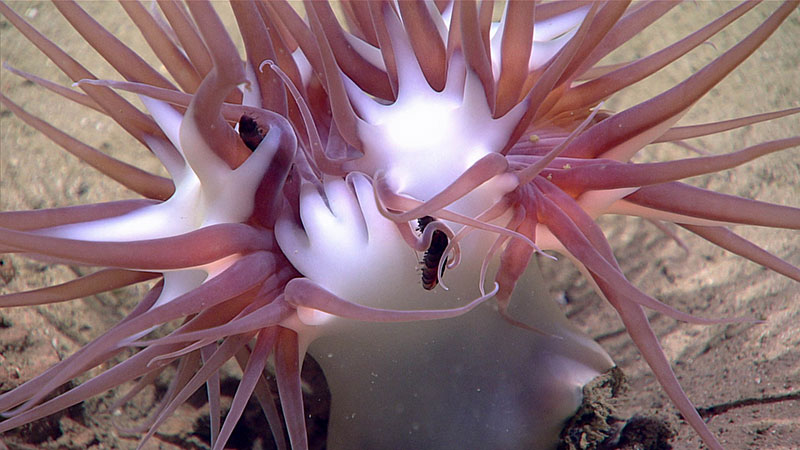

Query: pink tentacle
[
  {"left": 230, "top": 0, "right": 287, "bottom": 115},
  {"left": 646, "top": 219, "right": 690, "bottom": 253},
  {"left": 656, "top": 107, "right": 800, "bottom": 142},
  {"left": 681, "top": 224, "right": 800, "bottom": 282},
  {"left": 546, "top": 136, "right": 800, "bottom": 195},
  {"left": 2, "top": 62, "right": 102, "bottom": 112},
  {"left": 274, "top": 328, "right": 309, "bottom": 450},
  {"left": 515, "top": 101, "right": 604, "bottom": 185},
  {"left": 182, "top": 1, "right": 252, "bottom": 169},
  {"left": 494, "top": 1, "right": 534, "bottom": 117},
  {"left": 562, "top": 1, "right": 799, "bottom": 160},
  {"left": 284, "top": 278, "right": 497, "bottom": 323},
  {"left": 0, "top": 199, "right": 156, "bottom": 231},
  {"left": 494, "top": 203, "right": 536, "bottom": 303},
  {"left": 155, "top": 0, "right": 213, "bottom": 77},
  {"left": 118, "top": 0, "right": 202, "bottom": 94},
  {"left": 555, "top": 1, "right": 758, "bottom": 114},
  {"left": 135, "top": 333, "right": 254, "bottom": 449},
  {"left": 572, "top": 1, "right": 680, "bottom": 76},
  {"left": 459, "top": 0, "right": 495, "bottom": 111},
  {"left": 52, "top": 1, "right": 177, "bottom": 91},
  {"left": 502, "top": 2, "right": 601, "bottom": 154},
  {"left": 624, "top": 182, "right": 800, "bottom": 230},
  {"left": 596, "top": 275, "right": 725, "bottom": 450},
  {"left": 134, "top": 299, "right": 292, "bottom": 348},
  {"left": 374, "top": 184, "right": 541, "bottom": 256},
  {"left": 107, "top": 367, "right": 165, "bottom": 433},
  {"left": 0, "top": 2, "right": 160, "bottom": 142},
  {"left": 376, "top": 152, "right": 509, "bottom": 222},
  {"left": 0, "top": 93, "right": 174, "bottom": 200},
  {"left": 0, "top": 282, "right": 163, "bottom": 422},
  {"left": 397, "top": 1, "right": 447, "bottom": 91},
  {"left": 305, "top": 1, "right": 367, "bottom": 151},
  {"left": 306, "top": 0, "right": 393, "bottom": 100},
  {"left": 1, "top": 251, "right": 274, "bottom": 417},
  {"left": 0, "top": 224, "right": 276, "bottom": 270},
  {"left": 233, "top": 347, "right": 289, "bottom": 450},
  {"left": 0, "top": 341, "right": 187, "bottom": 434},
  {"left": 556, "top": 0, "right": 632, "bottom": 87},
  {"left": 200, "top": 343, "right": 222, "bottom": 446},
  {"left": 341, "top": 0, "right": 379, "bottom": 47},
  {"left": 0, "top": 268, "right": 158, "bottom": 307},
  {"left": 533, "top": 181, "right": 750, "bottom": 325},
  {"left": 213, "top": 328, "right": 279, "bottom": 450}
]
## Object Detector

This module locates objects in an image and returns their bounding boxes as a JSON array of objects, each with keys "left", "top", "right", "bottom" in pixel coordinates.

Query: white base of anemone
[{"left": 309, "top": 260, "right": 613, "bottom": 449}]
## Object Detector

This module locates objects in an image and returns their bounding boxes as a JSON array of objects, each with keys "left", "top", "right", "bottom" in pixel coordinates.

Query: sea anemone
[{"left": 1, "top": 1, "right": 798, "bottom": 449}]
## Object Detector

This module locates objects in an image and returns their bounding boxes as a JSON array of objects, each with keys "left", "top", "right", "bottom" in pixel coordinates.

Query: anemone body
[{"left": 1, "top": 2, "right": 799, "bottom": 450}]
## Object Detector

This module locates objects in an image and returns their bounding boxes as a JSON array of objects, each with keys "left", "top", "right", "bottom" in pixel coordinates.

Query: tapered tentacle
[
  {"left": 262, "top": 0, "right": 322, "bottom": 76},
  {"left": 562, "top": 1, "right": 798, "bottom": 161},
  {"left": 2, "top": 63, "right": 102, "bottom": 112},
  {"left": 107, "top": 366, "right": 166, "bottom": 433},
  {"left": 274, "top": 328, "right": 309, "bottom": 450},
  {"left": 132, "top": 298, "right": 292, "bottom": 348},
  {"left": 52, "top": 1, "right": 176, "bottom": 91},
  {"left": 0, "top": 93, "right": 174, "bottom": 200},
  {"left": 253, "top": 2, "right": 305, "bottom": 93},
  {"left": 368, "top": 1, "right": 399, "bottom": 97},
  {"left": 118, "top": 0, "right": 203, "bottom": 94},
  {"left": 304, "top": 1, "right": 367, "bottom": 150},
  {"left": 0, "top": 341, "right": 186, "bottom": 433},
  {"left": 592, "top": 274, "right": 725, "bottom": 450},
  {"left": 375, "top": 152, "right": 508, "bottom": 222},
  {"left": 341, "top": 0, "right": 379, "bottom": 47},
  {"left": 181, "top": 1, "right": 252, "bottom": 169},
  {"left": 200, "top": 343, "right": 222, "bottom": 447},
  {"left": 459, "top": 0, "right": 495, "bottom": 111},
  {"left": 553, "top": 1, "right": 758, "bottom": 114},
  {"left": 533, "top": 179, "right": 749, "bottom": 325},
  {"left": 656, "top": 107, "right": 800, "bottom": 142},
  {"left": 502, "top": 2, "right": 600, "bottom": 154},
  {"left": 681, "top": 224, "right": 800, "bottom": 282},
  {"left": 397, "top": 1, "right": 447, "bottom": 91},
  {"left": 515, "top": 101, "right": 604, "bottom": 185},
  {"left": 0, "top": 2, "right": 161, "bottom": 143},
  {"left": 572, "top": 1, "right": 680, "bottom": 76},
  {"left": 546, "top": 136, "right": 800, "bottom": 195},
  {"left": 213, "top": 328, "right": 278, "bottom": 450},
  {"left": 555, "top": 0, "right": 631, "bottom": 88},
  {"left": 0, "top": 282, "right": 162, "bottom": 421},
  {"left": 155, "top": 0, "right": 214, "bottom": 77},
  {"left": 0, "top": 269, "right": 158, "bottom": 307},
  {"left": 494, "top": 1, "right": 534, "bottom": 117},
  {"left": 135, "top": 334, "right": 255, "bottom": 450},
  {"left": 0, "top": 252, "right": 274, "bottom": 416},
  {"left": 233, "top": 346, "right": 288, "bottom": 450},
  {"left": 495, "top": 200, "right": 537, "bottom": 303},
  {"left": 0, "top": 200, "right": 156, "bottom": 231},
  {"left": 306, "top": 0, "right": 393, "bottom": 100},
  {"left": 0, "top": 224, "right": 275, "bottom": 269},
  {"left": 119, "top": 351, "right": 202, "bottom": 435},
  {"left": 623, "top": 182, "right": 800, "bottom": 230},
  {"left": 230, "top": 0, "right": 287, "bottom": 114},
  {"left": 284, "top": 278, "right": 497, "bottom": 323}
]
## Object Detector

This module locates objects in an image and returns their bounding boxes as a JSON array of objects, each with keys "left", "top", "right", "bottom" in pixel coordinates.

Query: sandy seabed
[{"left": 1, "top": 2, "right": 798, "bottom": 449}]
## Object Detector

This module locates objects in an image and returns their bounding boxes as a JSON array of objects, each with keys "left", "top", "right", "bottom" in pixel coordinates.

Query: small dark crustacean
[
  {"left": 238, "top": 114, "right": 267, "bottom": 151},
  {"left": 417, "top": 216, "right": 449, "bottom": 290}
]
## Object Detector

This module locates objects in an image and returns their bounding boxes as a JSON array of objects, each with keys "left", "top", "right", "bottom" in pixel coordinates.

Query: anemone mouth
[{"left": 1, "top": 2, "right": 799, "bottom": 450}]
